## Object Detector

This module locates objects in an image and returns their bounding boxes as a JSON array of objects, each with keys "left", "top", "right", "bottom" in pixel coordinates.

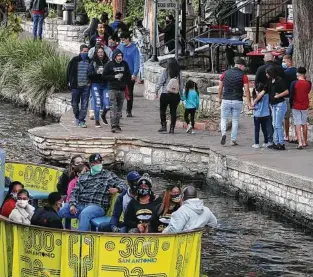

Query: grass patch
[{"left": 0, "top": 28, "right": 70, "bottom": 112}]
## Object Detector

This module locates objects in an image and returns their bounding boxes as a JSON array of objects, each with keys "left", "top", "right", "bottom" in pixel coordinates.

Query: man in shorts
[{"left": 290, "top": 67, "right": 312, "bottom": 149}]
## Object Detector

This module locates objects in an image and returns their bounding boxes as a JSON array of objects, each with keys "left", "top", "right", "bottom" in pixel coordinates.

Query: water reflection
[{"left": 2, "top": 101, "right": 313, "bottom": 276}]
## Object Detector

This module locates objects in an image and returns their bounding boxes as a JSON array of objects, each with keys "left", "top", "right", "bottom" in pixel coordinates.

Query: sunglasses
[{"left": 18, "top": 197, "right": 28, "bottom": 200}]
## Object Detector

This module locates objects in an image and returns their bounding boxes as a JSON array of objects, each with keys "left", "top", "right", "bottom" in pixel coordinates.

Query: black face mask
[
  {"left": 137, "top": 188, "right": 150, "bottom": 197},
  {"left": 165, "top": 20, "right": 171, "bottom": 24},
  {"left": 129, "top": 183, "right": 138, "bottom": 194},
  {"left": 171, "top": 194, "right": 182, "bottom": 203}
]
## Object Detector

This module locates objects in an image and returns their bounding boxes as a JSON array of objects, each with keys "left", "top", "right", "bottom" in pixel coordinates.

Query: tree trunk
[
  {"left": 112, "top": 0, "right": 126, "bottom": 19},
  {"left": 293, "top": 0, "right": 313, "bottom": 81}
]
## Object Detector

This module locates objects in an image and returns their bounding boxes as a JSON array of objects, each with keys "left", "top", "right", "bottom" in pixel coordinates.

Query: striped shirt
[{"left": 77, "top": 60, "right": 89, "bottom": 87}]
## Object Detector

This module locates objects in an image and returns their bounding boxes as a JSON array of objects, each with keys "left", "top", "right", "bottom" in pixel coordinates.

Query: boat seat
[{"left": 90, "top": 216, "right": 112, "bottom": 231}]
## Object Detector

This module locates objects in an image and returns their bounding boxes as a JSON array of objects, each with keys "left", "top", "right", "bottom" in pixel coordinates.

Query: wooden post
[{"left": 112, "top": 0, "right": 126, "bottom": 19}]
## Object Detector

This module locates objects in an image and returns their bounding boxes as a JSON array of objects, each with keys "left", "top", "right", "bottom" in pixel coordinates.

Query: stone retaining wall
[
  {"left": 28, "top": 132, "right": 313, "bottom": 225},
  {"left": 21, "top": 19, "right": 86, "bottom": 53}
]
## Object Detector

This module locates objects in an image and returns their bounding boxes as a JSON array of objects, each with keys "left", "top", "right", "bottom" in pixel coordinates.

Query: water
[{"left": 2, "top": 101, "right": 313, "bottom": 277}]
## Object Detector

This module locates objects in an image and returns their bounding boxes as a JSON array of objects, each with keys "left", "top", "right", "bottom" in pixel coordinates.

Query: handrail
[
  {"left": 218, "top": 0, "right": 256, "bottom": 22},
  {"left": 250, "top": 0, "right": 290, "bottom": 24}
]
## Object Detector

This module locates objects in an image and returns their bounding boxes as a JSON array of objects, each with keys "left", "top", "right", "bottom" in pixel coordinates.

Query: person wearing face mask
[
  {"left": 124, "top": 174, "right": 162, "bottom": 233},
  {"left": 31, "top": 192, "right": 64, "bottom": 229},
  {"left": 0, "top": 181, "right": 24, "bottom": 218},
  {"left": 67, "top": 44, "right": 91, "bottom": 128},
  {"left": 157, "top": 184, "right": 182, "bottom": 232},
  {"left": 117, "top": 32, "right": 140, "bottom": 118},
  {"left": 102, "top": 171, "right": 142, "bottom": 233},
  {"left": 108, "top": 36, "right": 118, "bottom": 51},
  {"left": 218, "top": 58, "right": 252, "bottom": 146},
  {"left": 102, "top": 49, "right": 131, "bottom": 133},
  {"left": 110, "top": 12, "right": 128, "bottom": 32},
  {"left": 158, "top": 15, "right": 175, "bottom": 53},
  {"left": 9, "top": 189, "right": 35, "bottom": 225},
  {"left": 58, "top": 153, "right": 127, "bottom": 231},
  {"left": 88, "top": 37, "right": 113, "bottom": 60},
  {"left": 163, "top": 185, "right": 217, "bottom": 233}
]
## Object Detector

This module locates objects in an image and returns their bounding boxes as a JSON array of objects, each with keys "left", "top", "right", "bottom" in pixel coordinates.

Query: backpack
[{"left": 166, "top": 76, "right": 180, "bottom": 94}]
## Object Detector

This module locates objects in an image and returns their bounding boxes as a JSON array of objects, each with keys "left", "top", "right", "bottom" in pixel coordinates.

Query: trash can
[{"left": 63, "top": 3, "right": 74, "bottom": 25}]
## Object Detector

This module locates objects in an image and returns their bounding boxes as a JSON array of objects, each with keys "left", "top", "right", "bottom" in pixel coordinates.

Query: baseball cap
[
  {"left": 127, "top": 171, "right": 141, "bottom": 182},
  {"left": 89, "top": 153, "right": 103, "bottom": 163},
  {"left": 234, "top": 58, "right": 246, "bottom": 67}
]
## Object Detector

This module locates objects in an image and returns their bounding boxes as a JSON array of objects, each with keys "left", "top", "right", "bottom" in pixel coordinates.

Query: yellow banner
[
  {"left": 5, "top": 162, "right": 63, "bottom": 192},
  {"left": 2, "top": 217, "right": 202, "bottom": 277}
]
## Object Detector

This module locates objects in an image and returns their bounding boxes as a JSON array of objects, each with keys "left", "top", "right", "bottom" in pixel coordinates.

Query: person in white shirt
[{"left": 163, "top": 186, "right": 217, "bottom": 233}]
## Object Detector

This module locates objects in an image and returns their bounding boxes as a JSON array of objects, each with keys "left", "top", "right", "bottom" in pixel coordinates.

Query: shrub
[{"left": 0, "top": 35, "right": 70, "bottom": 112}]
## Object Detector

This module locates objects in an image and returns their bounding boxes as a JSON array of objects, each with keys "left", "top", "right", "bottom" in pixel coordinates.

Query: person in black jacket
[
  {"left": 158, "top": 15, "right": 175, "bottom": 53},
  {"left": 124, "top": 174, "right": 162, "bottom": 233},
  {"left": 31, "top": 192, "right": 64, "bottom": 229},
  {"left": 255, "top": 53, "right": 285, "bottom": 146},
  {"left": 29, "top": 0, "right": 47, "bottom": 40},
  {"left": 88, "top": 47, "right": 110, "bottom": 127},
  {"left": 67, "top": 44, "right": 91, "bottom": 128},
  {"left": 102, "top": 49, "right": 131, "bottom": 133}
]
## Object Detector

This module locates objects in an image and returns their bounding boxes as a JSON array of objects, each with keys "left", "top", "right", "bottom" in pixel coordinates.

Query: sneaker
[
  {"left": 252, "top": 144, "right": 260, "bottom": 149},
  {"left": 220, "top": 135, "right": 226, "bottom": 145},
  {"left": 74, "top": 119, "right": 79, "bottom": 126},
  {"left": 230, "top": 141, "right": 238, "bottom": 146},
  {"left": 262, "top": 143, "right": 269, "bottom": 148},
  {"left": 79, "top": 122, "right": 87, "bottom": 128},
  {"left": 111, "top": 126, "right": 117, "bottom": 133},
  {"left": 191, "top": 129, "right": 195, "bottom": 134},
  {"left": 89, "top": 111, "right": 95, "bottom": 120},
  {"left": 278, "top": 144, "right": 286, "bottom": 150},
  {"left": 267, "top": 143, "right": 275, "bottom": 149},
  {"left": 126, "top": 112, "right": 133, "bottom": 117},
  {"left": 116, "top": 126, "right": 122, "bottom": 132},
  {"left": 186, "top": 124, "right": 192, "bottom": 133},
  {"left": 101, "top": 112, "right": 108, "bottom": 125},
  {"left": 95, "top": 120, "right": 101, "bottom": 128}
]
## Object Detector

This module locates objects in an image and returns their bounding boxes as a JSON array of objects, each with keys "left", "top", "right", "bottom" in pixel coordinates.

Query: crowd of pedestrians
[
  {"left": 0, "top": 154, "right": 217, "bottom": 234},
  {"left": 218, "top": 54, "right": 311, "bottom": 150}
]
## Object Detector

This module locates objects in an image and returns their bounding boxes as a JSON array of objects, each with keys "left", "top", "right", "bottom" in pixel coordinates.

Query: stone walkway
[{"left": 30, "top": 83, "right": 313, "bottom": 180}]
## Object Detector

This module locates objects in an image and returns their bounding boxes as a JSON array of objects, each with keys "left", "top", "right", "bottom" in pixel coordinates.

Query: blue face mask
[
  {"left": 282, "top": 62, "right": 288, "bottom": 69},
  {"left": 81, "top": 53, "right": 88, "bottom": 60},
  {"left": 91, "top": 164, "right": 102, "bottom": 175}
]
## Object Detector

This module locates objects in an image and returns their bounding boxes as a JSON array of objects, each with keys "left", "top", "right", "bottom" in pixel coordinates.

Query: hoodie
[
  {"left": 162, "top": 198, "right": 217, "bottom": 233},
  {"left": 117, "top": 42, "right": 140, "bottom": 76},
  {"left": 102, "top": 49, "right": 131, "bottom": 91}
]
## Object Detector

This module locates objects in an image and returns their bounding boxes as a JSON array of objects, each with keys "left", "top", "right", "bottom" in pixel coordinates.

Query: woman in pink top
[{"left": 66, "top": 163, "right": 89, "bottom": 202}]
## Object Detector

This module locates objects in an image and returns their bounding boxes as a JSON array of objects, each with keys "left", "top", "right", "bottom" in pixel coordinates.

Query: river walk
[{"left": 32, "top": 85, "right": 313, "bottom": 180}]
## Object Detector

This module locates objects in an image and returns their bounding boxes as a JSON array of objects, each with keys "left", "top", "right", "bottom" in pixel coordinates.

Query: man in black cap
[
  {"left": 163, "top": 186, "right": 217, "bottom": 233},
  {"left": 217, "top": 58, "right": 252, "bottom": 146},
  {"left": 58, "top": 153, "right": 127, "bottom": 231}
]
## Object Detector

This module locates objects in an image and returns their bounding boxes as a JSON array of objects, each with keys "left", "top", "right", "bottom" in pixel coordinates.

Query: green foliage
[
  {"left": 124, "top": 0, "right": 144, "bottom": 25},
  {"left": 0, "top": 36, "right": 70, "bottom": 112},
  {"left": 83, "top": 0, "right": 112, "bottom": 20},
  {"left": 48, "top": 8, "right": 57, "bottom": 18}
]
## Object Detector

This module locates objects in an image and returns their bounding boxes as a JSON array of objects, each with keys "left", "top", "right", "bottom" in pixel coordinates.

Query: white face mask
[{"left": 16, "top": 200, "right": 28, "bottom": 208}]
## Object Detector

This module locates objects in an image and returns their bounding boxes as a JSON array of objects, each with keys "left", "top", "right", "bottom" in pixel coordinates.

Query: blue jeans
[
  {"left": 58, "top": 203, "right": 105, "bottom": 231},
  {"left": 71, "top": 86, "right": 90, "bottom": 123},
  {"left": 272, "top": 101, "right": 287, "bottom": 145},
  {"left": 90, "top": 83, "right": 109, "bottom": 121},
  {"left": 221, "top": 100, "right": 243, "bottom": 141},
  {"left": 32, "top": 14, "right": 44, "bottom": 39}
]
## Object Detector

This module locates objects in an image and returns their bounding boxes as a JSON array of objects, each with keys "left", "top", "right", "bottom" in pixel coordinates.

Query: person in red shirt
[
  {"left": 0, "top": 181, "right": 24, "bottom": 218},
  {"left": 290, "top": 67, "right": 312, "bottom": 149},
  {"left": 29, "top": 0, "right": 47, "bottom": 40}
]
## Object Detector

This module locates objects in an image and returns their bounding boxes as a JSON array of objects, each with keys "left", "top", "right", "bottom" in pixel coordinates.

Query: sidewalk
[{"left": 32, "top": 82, "right": 313, "bottom": 180}]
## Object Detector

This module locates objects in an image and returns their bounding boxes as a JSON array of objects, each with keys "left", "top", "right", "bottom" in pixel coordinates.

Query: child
[
  {"left": 252, "top": 83, "right": 270, "bottom": 148},
  {"left": 290, "top": 67, "right": 312, "bottom": 149},
  {"left": 182, "top": 80, "right": 200, "bottom": 134},
  {"left": 66, "top": 163, "right": 89, "bottom": 202}
]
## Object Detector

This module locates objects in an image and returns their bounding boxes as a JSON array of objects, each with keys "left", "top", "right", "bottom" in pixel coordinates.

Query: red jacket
[{"left": 0, "top": 198, "right": 16, "bottom": 217}]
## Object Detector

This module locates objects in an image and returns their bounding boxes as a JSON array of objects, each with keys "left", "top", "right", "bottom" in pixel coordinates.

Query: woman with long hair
[
  {"left": 57, "top": 155, "right": 85, "bottom": 196},
  {"left": 157, "top": 184, "right": 182, "bottom": 232},
  {"left": 155, "top": 58, "right": 183, "bottom": 134},
  {"left": 0, "top": 181, "right": 24, "bottom": 217},
  {"left": 266, "top": 66, "right": 289, "bottom": 150},
  {"left": 9, "top": 189, "right": 35, "bottom": 225},
  {"left": 88, "top": 46, "right": 110, "bottom": 127}
]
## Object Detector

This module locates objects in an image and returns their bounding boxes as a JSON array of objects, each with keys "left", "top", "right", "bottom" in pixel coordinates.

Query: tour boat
[{"left": 0, "top": 156, "right": 203, "bottom": 277}]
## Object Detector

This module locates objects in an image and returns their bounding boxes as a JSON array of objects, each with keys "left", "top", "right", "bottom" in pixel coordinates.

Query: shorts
[
  {"left": 292, "top": 109, "right": 308, "bottom": 126},
  {"left": 284, "top": 98, "right": 291, "bottom": 119}
]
